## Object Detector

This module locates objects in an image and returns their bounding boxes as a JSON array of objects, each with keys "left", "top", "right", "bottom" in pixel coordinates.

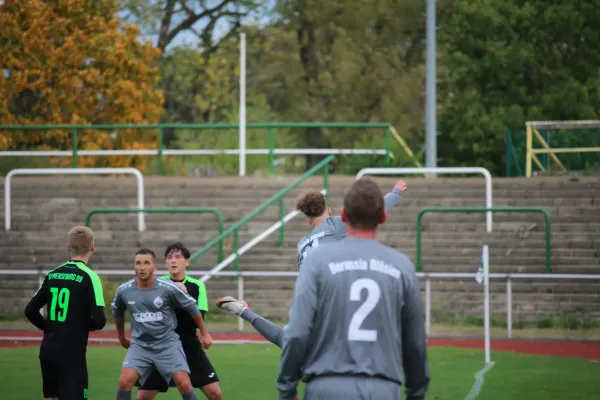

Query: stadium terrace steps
[{"left": 0, "top": 175, "right": 599, "bottom": 325}]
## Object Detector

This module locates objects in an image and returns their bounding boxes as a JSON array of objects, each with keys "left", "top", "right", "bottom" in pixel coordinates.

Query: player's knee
[
  {"left": 172, "top": 371, "right": 193, "bottom": 394},
  {"left": 118, "top": 369, "right": 139, "bottom": 390},
  {"left": 136, "top": 391, "right": 158, "bottom": 400},
  {"left": 203, "top": 383, "right": 223, "bottom": 400}
]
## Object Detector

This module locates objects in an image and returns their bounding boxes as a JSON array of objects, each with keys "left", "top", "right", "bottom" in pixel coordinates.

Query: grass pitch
[{"left": 0, "top": 344, "right": 598, "bottom": 399}]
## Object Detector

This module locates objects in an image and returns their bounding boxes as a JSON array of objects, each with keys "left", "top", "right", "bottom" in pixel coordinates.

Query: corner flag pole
[{"left": 482, "top": 244, "right": 491, "bottom": 364}]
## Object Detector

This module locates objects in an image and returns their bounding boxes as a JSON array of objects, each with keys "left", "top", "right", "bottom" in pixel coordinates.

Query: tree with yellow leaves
[{"left": 0, "top": 0, "right": 164, "bottom": 169}]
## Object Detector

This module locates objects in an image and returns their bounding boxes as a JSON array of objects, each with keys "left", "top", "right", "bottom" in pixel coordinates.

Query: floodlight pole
[
  {"left": 239, "top": 32, "right": 247, "bottom": 177},
  {"left": 425, "top": 0, "right": 437, "bottom": 178}
]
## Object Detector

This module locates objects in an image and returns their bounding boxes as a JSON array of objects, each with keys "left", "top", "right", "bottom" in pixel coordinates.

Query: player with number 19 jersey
[{"left": 25, "top": 260, "right": 106, "bottom": 399}]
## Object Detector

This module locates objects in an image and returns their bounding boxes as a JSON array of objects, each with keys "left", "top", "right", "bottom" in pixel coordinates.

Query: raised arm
[
  {"left": 277, "top": 254, "right": 320, "bottom": 400},
  {"left": 383, "top": 180, "right": 407, "bottom": 212},
  {"left": 24, "top": 277, "right": 49, "bottom": 331},
  {"left": 400, "top": 262, "right": 430, "bottom": 400}
]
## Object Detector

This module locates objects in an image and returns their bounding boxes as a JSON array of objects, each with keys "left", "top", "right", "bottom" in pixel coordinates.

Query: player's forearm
[
  {"left": 192, "top": 312, "right": 209, "bottom": 335},
  {"left": 24, "top": 296, "right": 47, "bottom": 331},
  {"left": 90, "top": 306, "right": 107, "bottom": 331},
  {"left": 24, "top": 305, "right": 47, "bottom": 331},
  {"left": 403, "top": 343, "right": 430, "bottom": 400},
  {"left": 383, "top": 188, "right": 403, "bottom": 212},
  {"left": 402, "top": 281, "right": 430, "bottom": 399},
  {"left": 276, "top": 328, "right": 307, "bottom": 399},
  {"left": 115, "top": 318, "right": 126, "bottom": 338}
]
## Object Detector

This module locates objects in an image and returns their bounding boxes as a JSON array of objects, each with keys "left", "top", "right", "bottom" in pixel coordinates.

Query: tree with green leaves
[{"left": 439, "top": 0, "right": 600, "bottom": 176}]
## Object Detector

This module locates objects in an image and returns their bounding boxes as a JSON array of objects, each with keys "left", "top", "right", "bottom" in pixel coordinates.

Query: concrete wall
[{"left": 1, "top": 175, "right": 598, "bottom": 325}]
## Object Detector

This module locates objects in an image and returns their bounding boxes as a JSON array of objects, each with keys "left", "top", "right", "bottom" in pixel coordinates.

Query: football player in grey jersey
[
  {"left": 277, "top": 177, "right": 429, "bottom": 400},
  {"left": 216, "top": 180, "right": 407, "bottom": 348},
  {"left": 112, "top": 248, "right": 213, "bottom": 400}
]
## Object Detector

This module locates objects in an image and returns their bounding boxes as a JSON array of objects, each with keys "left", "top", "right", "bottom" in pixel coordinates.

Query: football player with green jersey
[
  {"left": 25, "top": 226, "right": 106, "bottom": 400},
  {"left": 137, "top": 243, "right": 222, "bottom": 400}
]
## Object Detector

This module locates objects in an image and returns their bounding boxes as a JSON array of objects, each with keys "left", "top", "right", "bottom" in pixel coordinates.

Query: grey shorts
[
  {"left": 122, "top": 341, "right": 190, "bottom": 386},
  {"left": 304, "top": 375, "right": 402, "bottom": 400}
]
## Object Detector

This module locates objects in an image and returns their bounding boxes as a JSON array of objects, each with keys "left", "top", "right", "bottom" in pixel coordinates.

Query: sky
[{"left": 118, "top": 0, "right": 277, "bottom": 52}]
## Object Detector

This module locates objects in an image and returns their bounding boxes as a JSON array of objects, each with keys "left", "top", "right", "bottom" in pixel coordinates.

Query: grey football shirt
[
  {"left": 111, "top": 277, "right": 200, "bottom": 349},
  {"left": 278, "top": 237, "right": 430, "bottom": 400},
  {"left": 296, "top": 188, "right": 404, "bottom": 268}
]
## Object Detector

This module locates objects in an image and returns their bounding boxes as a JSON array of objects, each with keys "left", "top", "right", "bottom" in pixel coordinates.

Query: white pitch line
[{"left": 464, "top": 361, "right": 495, "bottom": 400}]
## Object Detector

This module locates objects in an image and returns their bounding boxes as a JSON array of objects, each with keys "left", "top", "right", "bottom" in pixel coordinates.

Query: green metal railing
[
  {"left": 416, "top": 207, "right": 552, "bottom": 273},
  {"left": 85, "top": 207, "right": 225, "bottom": 262},
  {"left": 0, "top": 122, "right": 392, "bottom": 174},
  {"left": 189, "top": 155, "right": 334, "bottom": 274}
]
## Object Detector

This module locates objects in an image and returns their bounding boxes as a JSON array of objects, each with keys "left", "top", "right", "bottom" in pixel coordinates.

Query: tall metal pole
[
  {"left": 425, "top": 0, "right": 437, "bottom": 178},
  {"left": 239, "top": 32, "right": 247, "bottom": 176}
]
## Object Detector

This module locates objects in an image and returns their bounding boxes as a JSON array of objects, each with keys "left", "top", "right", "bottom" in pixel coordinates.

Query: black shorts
[
  {"left": 40, "top": 357, "right": 88, "bottom": 400},
  {"left": 138, "top": 340, "right": 219, "bottom": 392}
]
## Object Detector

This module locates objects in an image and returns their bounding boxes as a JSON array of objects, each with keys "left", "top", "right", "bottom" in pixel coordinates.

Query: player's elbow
[
  {"left": 23, "top": 302, "right": 37, "bottom": 322},
  {"left": 91, "top": 313, "right": 107, "bottom": 331}
]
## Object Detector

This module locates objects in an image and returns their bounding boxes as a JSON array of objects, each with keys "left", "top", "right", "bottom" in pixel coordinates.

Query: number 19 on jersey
[{"left": 49, "top": 287, "right": 71, "bottom": 322}]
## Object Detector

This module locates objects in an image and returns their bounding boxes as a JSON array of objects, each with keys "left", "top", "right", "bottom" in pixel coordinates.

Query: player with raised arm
[
  {"left": 137, "top": 243, "right": 222, "bottom": 400},
  {"left": 24, "top": 226, "right": 106, "bottom": 400},
  {"left": 277, "top": 177, "right": 430, "bottom": 400},
  {"left": 112, "top": 248, "right": 213, "bottom": 400},
  {"left": 216, "top": 180, "right": 408, "bottom": 348}
]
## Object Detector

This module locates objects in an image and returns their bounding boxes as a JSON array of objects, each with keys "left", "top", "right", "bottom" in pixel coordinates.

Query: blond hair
[{"left": 68, "top": 226, "right": 95, "bottom": 256}]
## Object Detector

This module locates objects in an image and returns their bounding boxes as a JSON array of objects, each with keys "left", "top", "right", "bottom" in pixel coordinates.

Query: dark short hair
[
  {"left": 135, "top": 248, "right": 156, "bottom": 263},
  {"left": 165, "top": 242, "right": 191, "bottom": 259},
  {"left": 296, "top": 189, "right": 326, "bottom": 218},
  {"left": 343, "top": 177, "right": 384, "bottom": 229}
]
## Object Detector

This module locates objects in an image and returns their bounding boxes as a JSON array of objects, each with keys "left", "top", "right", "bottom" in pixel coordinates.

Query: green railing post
[
  {"left": 268, "top": 127, "right": 275, "bottom": 174},
  {"left": 416, "top": 207, "right": 552, "bottom": 273},
  {"left": 384, "top": 125, "right": 391, "bottom": 167},
  {"left": 72, "top": 128, "right": 78, "bottom": 168},
  {"left": 84, "top": 207, "right": 224, "bottom": 262},
  {"left": 158, "top": 127, "right": 165, "bottom": 176},
  {"left": 189, "top": 155, "right": 335, "bottom": 266},
  {"left": 278, "top": 196, "right": 285, "bottom": 247}
]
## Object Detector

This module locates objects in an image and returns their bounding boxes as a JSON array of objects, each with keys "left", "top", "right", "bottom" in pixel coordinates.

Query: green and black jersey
[
  {"left": 161, "top": 275, "right": 208, "bottom": 344},
  {"left": 24, "top": 260, "right": 106, "bottom": 358}
]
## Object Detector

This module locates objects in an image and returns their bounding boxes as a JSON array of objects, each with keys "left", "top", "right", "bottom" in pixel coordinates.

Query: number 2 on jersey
[
  {"left": 348, "top": 278, "right": 381, "bottom": 342},
  {"left": 49, "top": 287, "right": 70, "bottom": 322}
]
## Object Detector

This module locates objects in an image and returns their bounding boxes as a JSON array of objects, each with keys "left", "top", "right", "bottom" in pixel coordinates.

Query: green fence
[
  {"left": 85, "top": 207, "right": 224, "bottom": 262},
  {"left": 416, "top": 206, "right": 552, "bottom": 273},
  {"left": 0, "top": 122, "right": 393, "bottom": 174},
  {"left": 506, "top": 129, "right": 600, "bottom": 177},
  {"left": 189, "top": 155, "right": 334, "bottom": 274}
]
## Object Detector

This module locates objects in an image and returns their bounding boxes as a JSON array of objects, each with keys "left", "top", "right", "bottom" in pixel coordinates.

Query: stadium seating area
[{"left": 0, "top": 175, "right": 599, "bottom": 326}]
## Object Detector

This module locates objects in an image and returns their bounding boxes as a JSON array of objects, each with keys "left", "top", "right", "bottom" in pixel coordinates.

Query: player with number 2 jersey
[
  {"left": 277, "top": 177, "right": 429, "bottom": 400},
  {"left": 25, "top": 226, "right": 106, "bottom": 400}
]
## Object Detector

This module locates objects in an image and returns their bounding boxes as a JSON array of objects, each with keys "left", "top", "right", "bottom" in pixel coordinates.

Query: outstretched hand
[{"left": 394, "top": 180, "right": 408, "bottom": 193}]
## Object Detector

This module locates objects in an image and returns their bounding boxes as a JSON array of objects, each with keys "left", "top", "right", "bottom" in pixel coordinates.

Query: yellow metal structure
[{"left": 525, "top": 120, "right": 600, "bottom": 177}]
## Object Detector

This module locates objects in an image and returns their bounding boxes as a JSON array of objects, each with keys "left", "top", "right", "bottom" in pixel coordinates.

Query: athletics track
[{"left": 1, "top": 330, "right": 599, "bottom": 361}]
